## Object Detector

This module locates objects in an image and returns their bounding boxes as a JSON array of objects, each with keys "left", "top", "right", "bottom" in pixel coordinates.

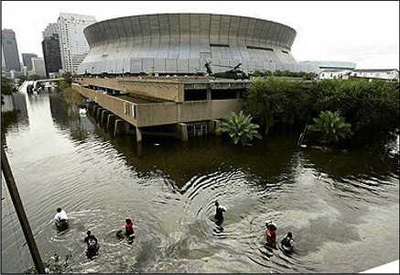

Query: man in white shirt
[{"left": 54, "top": 208, "right": 68, "bottom": 222}]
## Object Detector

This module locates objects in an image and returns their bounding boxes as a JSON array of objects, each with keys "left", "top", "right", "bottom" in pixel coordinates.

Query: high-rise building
[
  {"left": 31, "top": 57, "right": 46, "bottom": 77},
  {"left": 22, "top": 53, "right": 38, "bottom": 70},
  {"left": 57, "top": 13, "right": 96, "bottom": 74},
  {"left": 2, "top": 48, "right": 6, "bottom": 71},
  {"left": 2, "top": 29, "right": 21, "bottom": 72},
  {"left": 42, "top": 34, "right": 62, "bottom": 77},
  {"left": 42, "top": 23, "right": 59, "bottom": 39}
]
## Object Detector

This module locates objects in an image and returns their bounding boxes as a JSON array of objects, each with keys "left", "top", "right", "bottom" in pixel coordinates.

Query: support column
[
  {"left": 92, "top": 105, "right": 98, "bottom": 117},
  {"left": 207, "top": 88, "right": 212, "bottom": 100},
  {"left": 236, "top": 90, "right": 241, "bottom": 99},
  {"left": 106, "top": 114, "right": 116, "bottom": 133},
  {"left": 114, "top": 119, "right": 125, "bottom": 136},
  {"left": 100, "top": 110, "right": 108, "bottom": 127},
  {"left": 96, "top": 108, "right": 103, "bottom": 122},
  {"left": 177, "top": 123, "right": 188, "bottom": 141},
  {"left": 212, "top": 119, "right": 221, "bottom": 135},
  {"left": 136, "top": 127, "right": 142, "bottom": 143}
]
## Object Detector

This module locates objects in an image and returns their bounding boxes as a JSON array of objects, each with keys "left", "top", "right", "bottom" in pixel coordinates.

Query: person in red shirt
[
  {"left": 265, "top": 221, "right": 277, "bottom": 249},
  {"left": 125, "top": 219, "right": 134, "bottom": 236}
]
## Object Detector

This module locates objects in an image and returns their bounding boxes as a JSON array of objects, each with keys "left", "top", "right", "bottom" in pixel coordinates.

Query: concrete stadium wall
[
  {"left": 77, "top": 78, "right": 183, "bottom": 102},
  {"left": 78, "top": 13, "right": 316, "bottom": 74},
  {"left": 73, "top": 83, "right": 244, "bottom": 128},
  {"left": 72, "top": 84, "right": 138, "bottom": 126}
]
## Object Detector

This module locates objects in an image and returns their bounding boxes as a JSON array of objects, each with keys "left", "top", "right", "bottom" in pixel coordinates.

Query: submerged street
[{"left": 1, "top": 82, "right": 399, "bottom": 273}]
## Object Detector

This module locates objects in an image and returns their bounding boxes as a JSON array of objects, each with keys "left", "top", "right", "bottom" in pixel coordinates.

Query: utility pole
[{"left": 1, "top": 146, "right": 46, "bottom": 274}]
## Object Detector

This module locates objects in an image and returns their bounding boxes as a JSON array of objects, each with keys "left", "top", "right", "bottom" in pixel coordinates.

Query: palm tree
[
  {"left": 308, "top": 110, "right": 353, "bottom": 144},
  {"left": 218, "top": 111, "right": 262, "bottom": 146}
]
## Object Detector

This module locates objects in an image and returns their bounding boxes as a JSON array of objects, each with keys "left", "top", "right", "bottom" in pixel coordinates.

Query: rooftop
[{"left": 353, "top": 68, "right": 399, "bottom": 72}]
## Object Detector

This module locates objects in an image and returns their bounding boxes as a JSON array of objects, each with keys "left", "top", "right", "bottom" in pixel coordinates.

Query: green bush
[
  {"left": 244, "top": 77, "right": 399, "bottom": 144},
  {"left": 308, "top": 111, "right": 353, "bottom": 144},
  {"left": 1, "top": 77, "right": 18, "bottom": 95},
  {"left": 59, "top": 72, "right": 72, "bottom": 89},
  {"left": 218, "top": 111, "right": 262, "bottom": 146}
]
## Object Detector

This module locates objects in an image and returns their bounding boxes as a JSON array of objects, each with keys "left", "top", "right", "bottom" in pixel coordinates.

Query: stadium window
[
  {"left": 184, "top": 90, "right": 207, "bottom": 101},
  {"left": 210, "top": 44, "right": 230, "bottom": 48},
  {"left": 247, "top": 45, "right": 273, "bottom": 51}
]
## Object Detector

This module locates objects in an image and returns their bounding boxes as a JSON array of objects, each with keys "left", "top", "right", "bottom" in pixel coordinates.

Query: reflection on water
[{"left": 1, "top": 82, "right": 399, "bottom": 273}]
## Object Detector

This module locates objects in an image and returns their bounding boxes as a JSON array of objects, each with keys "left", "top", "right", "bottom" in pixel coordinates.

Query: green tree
[
  {"left": 308, "top": 110, "right": 353, "bottom": 144},
  {"left": 246, "top": 77, "right": 309, "bottom": 135},
  {"left": 1, "top": 77, "right": 18, "bottom": 95},
  {"left": 218, "top": 110, "right": 262, "bottom": 146},
  {"left": 59, "top": 72, "right": 72, "bottom": 89}
]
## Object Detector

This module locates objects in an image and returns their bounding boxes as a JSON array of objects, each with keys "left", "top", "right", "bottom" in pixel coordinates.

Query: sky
[{"left": 2, "top": 1, "right": 399, "bottom": 69}]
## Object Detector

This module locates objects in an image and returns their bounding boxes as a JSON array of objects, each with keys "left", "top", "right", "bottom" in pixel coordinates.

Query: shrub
[
  {"left": 218, "top": 111, "right": 262, "bottom": 146},
  {"left": 308, "top": 110, "right": 353, "bottom": 144}
]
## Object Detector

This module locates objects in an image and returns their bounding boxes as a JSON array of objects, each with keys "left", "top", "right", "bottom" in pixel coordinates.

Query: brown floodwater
[{"left": 1, "top": 81, "right": 398, "bottom": 273}]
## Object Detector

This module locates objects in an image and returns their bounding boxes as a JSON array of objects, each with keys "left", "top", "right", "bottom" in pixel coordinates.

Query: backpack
[
  {"left": 281, "top": 237, "right": 293, "bottom": 249},
  {"left": 88, "top": 238, "right": 97, "bottom": 250}
]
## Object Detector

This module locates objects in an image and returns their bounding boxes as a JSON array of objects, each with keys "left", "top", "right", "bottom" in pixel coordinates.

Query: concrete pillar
[
  {"left": 114, "top": 119, "right": 125, "bottom": 136},
  {"left": 100, "top": 110, "right": 108, "bottom": 127},
  {"left": 136, "top": 127, "right": 142, "bottom": 143},
  {"left": 92, "top": 105, "right": 98, "bottom": 117},
  {"left": 207, "top": 88, "right": 212, "bottom": 100},
  {"left": 177, "top": 123, "right": 188, "bottom": 141},
  {"left": 212, "top": 119, "right": 221, "bottom": 135},
  {"left": 236, "top": 90, "right": 241, "bottom": 99},
  {"left": 106, "top": 114, "right": 116, "bottom": 133},
  {"left": 96, "top": 108, "right": 103, "bottom": 122}
]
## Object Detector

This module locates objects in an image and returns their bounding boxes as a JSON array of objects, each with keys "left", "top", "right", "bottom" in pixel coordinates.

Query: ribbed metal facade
[{"left": 78, "top": 13, "right": 313, "bottom": 75}]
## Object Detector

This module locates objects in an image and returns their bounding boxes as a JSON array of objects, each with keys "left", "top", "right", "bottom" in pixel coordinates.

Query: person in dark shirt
[
  {"left": 84, "top": 230, "right": 99, "bottom": 258},
  {"left": 214, "top": 201, "right": 227, "bottom": 224},
  {"left": 280, "top": 232, "right": 294, "bottom": 253}
]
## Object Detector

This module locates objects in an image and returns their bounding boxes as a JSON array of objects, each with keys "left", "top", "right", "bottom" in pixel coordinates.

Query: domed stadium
[{"left": 78, "top": 13, "right": 313, "bottom": 75}]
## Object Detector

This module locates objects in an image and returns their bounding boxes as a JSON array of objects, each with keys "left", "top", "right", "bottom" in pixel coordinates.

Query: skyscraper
[
  {"left": 42, "top": 23, "right": 59, "bottom": 39},
  {"left": 31, "top": 57, "right": 46, "bottom": 77},
  {"left": 2, "top": 29, "right": 21, "bottom": 72},
  {"left": 42, "top": 23, "right": 62, "bottom": 77},
  {"left": 22, "top": 53, "right": 38, "bottom": 70},
  {"left": 2, "top": 48, "right": 6, "bottom": 71},
  {"left": 57, "top": 13, "right": 96, "bottom": 74},
  {"left": 42, "top": 34, "right": 62, "bottom": 77}
]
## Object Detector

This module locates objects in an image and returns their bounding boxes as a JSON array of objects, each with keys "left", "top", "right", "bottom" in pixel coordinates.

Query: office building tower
[
  {"left": 31, "top": 57, "right": 46, "bottom": 77},
  {"left": 22, "top": 53, "right": 38, "bottom": 70},
  {"left": 57, "top": 13, "right": 96, "bottom": 74},
  {"left": 2, "top": 29, "right": 21, "bottom": 72},
  {"left": 42, "top": 34, "right": 62, "bottom": 77},
  {"left": 42, "top": 23, "right": 59, "bottom": 39}
]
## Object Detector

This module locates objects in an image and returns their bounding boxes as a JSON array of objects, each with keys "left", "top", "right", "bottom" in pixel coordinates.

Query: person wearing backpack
[
  {"left": 84, "top": 230, "right": 99, "bottom": 258},
  {"left": 280, "top": 232, "right": 294, "bottom": 253}
]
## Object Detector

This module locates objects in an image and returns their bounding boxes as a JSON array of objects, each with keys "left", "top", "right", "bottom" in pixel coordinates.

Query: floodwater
[{"left": 1, "top": 81, "right": 399, "bottom": 273}]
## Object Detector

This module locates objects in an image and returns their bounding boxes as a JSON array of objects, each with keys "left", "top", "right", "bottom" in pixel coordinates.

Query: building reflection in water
[
  {"left": 48, "top": 92, "right": 96, "bottom": 141},
  {"left": 1, "top": 92, "right": 29, "bottom": 140}
]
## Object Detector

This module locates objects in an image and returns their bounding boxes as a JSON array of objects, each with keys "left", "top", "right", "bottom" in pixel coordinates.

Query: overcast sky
[{"left": 2, "top": 1, "right": 399, "bottom": 69}]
